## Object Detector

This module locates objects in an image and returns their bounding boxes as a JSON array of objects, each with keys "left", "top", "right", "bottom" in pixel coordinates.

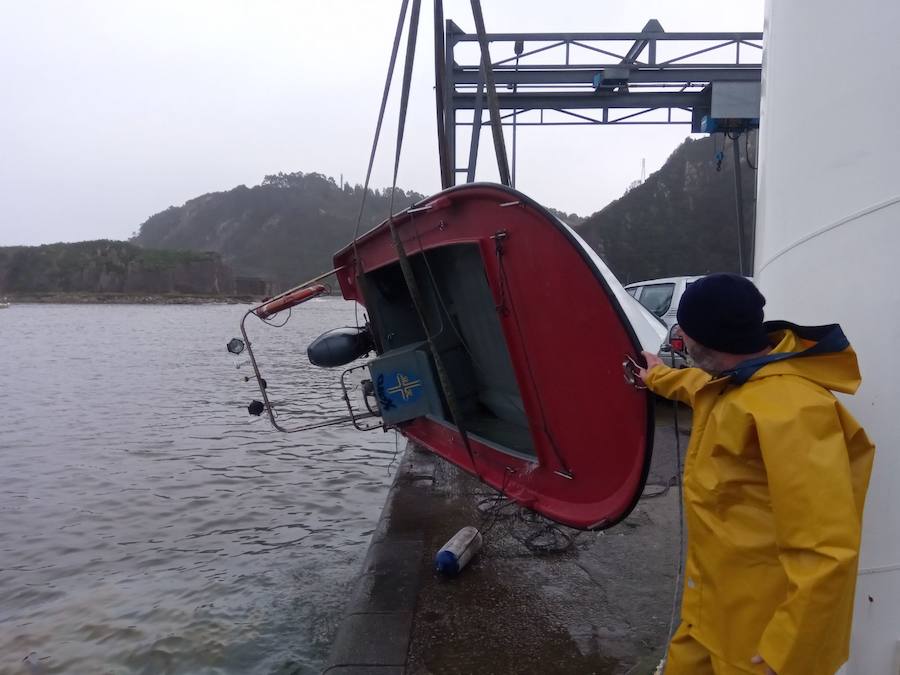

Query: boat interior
[{"left": 361, "top": 243, "right": 536, "bottom": 458}]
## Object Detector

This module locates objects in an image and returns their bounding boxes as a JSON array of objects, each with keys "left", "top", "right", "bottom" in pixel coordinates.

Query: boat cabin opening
[{"left": 361, "top": 243, "right": 535, "bottom": 458}]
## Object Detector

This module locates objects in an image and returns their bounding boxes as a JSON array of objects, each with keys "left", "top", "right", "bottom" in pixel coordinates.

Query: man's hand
[
  {"left": 637, "top": 351, "right": 664, "bottom": 383},
  {"left": 750, "top": 654, "right": 776, "bottom": 674}
]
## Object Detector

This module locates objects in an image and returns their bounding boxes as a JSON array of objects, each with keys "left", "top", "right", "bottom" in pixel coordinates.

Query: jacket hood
[{"left": 723, "top": 321, "right": 861, "bottom": 394}]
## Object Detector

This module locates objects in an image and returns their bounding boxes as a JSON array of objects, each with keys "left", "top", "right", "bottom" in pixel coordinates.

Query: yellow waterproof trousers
[{"left": 665, "top": 624, "right": 760, "bottom": 675}]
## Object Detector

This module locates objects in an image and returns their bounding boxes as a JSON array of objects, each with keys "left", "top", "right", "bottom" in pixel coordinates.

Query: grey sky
[{"left": 0, "top": 1, "right": 762, "bottom": 247}]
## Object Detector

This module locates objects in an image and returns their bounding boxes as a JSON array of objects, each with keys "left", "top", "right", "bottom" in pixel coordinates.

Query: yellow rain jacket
[{"left": 646, "top": 322, "right": 875, "bottom": 675}]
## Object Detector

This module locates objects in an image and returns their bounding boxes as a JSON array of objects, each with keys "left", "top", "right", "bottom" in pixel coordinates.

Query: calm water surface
[{"left": 0, "top": 301, "right": 397, "bottom": 675}]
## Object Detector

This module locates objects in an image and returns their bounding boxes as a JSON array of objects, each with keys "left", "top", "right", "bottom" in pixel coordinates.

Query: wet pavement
[{"left": 327, "top": 401, "right": 688, "bottom": 675}]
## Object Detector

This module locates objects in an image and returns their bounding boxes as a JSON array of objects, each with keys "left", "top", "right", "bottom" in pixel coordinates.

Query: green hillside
[
  {"left": 0, "top": 240, "right": 233, "bottom": 296},
  {"left": 133, "top": 172, "right": 428, "bottom": 290},
  {"left": 575, "top": 134, "right": 757, "bottom": 284}
]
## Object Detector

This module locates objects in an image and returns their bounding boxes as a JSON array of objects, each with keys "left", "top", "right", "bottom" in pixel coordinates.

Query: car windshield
[{"left": 637, "top": 283, "right": 675, "bottom": 317}]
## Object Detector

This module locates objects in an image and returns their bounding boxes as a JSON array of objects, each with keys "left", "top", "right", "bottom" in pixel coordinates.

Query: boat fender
[
  {"left": 307, "top": 326, "right": 374, "bottom": 368},
  {"left": 435, "top": 526, "right": 483, "bottom": 577},
  {"left": 255, "top": 284, "right": 327, "bottom": 319}
]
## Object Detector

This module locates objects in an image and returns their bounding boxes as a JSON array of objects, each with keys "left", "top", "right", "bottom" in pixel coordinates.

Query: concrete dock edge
[{"left": 324, "top": 444, "right": 435, "bottom": 674}]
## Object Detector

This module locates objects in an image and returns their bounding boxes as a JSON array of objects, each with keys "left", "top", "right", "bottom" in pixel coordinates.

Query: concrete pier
[{"left": 326, "top": 403, "right": 685, "bottom": 674}]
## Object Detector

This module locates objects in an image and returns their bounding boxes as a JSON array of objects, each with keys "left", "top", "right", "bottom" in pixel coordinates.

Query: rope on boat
[{"left": 493, "top": 236, "right": 575, "bottom": 478}]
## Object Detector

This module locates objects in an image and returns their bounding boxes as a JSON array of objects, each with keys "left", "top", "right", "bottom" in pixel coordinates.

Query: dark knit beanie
[{"left": 676, "top": 274, "right": 769, "bottom": 354}]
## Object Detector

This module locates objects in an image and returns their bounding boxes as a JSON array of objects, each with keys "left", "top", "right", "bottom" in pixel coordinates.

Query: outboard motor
[{"left": 307, "top": 326, "right": 374, "bottom": 368}]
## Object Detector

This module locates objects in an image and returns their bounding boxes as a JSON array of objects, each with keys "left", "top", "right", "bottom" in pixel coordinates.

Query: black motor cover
[{"left": 307, "top": 326, "right": 373, "bottom": 368}]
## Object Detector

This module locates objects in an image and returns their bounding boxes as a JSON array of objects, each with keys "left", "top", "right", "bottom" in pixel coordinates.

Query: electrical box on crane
[{"left": 699, "top": 81, "right": 761, "bottom": 132}]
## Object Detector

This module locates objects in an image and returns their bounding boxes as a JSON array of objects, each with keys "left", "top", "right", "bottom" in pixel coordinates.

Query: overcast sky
[{"left": 0, "top": 1, "right": 763, "bottom": 246}]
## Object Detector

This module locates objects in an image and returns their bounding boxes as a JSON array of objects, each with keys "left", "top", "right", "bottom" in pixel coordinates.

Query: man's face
[{"left": 678, "top": 329, "right": 723, "bottom": 374}]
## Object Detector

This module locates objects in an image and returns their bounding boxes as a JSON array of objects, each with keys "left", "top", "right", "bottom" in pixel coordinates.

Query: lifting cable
[
  {"left": 715, "top": 131, "right": 752, "bottom": 276},
  {"left": 383, "top": 0, "right": 484, "bottom": 478},
  {"left": 665, "top": 368, "right": 685, "bottom": 658},
  {"left": 637, "top": 353, "right": 686, "bottom": 671},
  {"left": 730, "top": 132, "right": 747, "bottom": 275},
  {"left": 743, "top": 132, "right": 758, "bottom": 264}
]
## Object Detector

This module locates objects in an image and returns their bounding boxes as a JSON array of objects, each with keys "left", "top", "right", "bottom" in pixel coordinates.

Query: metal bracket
[
  {"left": 340, "top": 363, "right": 385, "bottom": 431},
  {"left": 234, "top": 267, "right": 379, "bottom": 433},
  {"left": 623, "top": 355, "right": 648, "bottom": 389}
]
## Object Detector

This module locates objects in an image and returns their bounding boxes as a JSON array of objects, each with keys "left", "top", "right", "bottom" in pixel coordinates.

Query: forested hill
[
  {"left": 133, "top": 171, "right": 586, "bottom": 290},
  {"left": 574, "top": 133, "right": 757, "bottom": 284},
  {"left": 0, "top": 241, "right": 233, "bottom": 296},
  {"left": 133, "top": 139, "right": 754, "bottom": 291},
  {"left": 133, "top": 172, "right": 428, "bottom": 290}
]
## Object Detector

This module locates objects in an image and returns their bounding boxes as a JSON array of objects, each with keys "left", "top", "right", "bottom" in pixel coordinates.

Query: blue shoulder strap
[{"left": 724, "top": 321, "right": 850, "bottom": 385}]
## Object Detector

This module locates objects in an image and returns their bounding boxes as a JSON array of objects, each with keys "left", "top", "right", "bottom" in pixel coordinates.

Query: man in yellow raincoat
[{"left": 637, "top": 274, "right": 874, "bottom": 675}]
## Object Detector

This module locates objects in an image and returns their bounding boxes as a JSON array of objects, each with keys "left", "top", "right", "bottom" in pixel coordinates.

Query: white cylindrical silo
[{"left": 755, "top": 1, "right": 900, "bottom": 673}]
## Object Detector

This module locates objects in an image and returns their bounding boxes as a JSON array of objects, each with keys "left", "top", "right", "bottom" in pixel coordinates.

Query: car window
[
  {"left": 637, "top": 283, "right": 675, "bottom": 317},
  {"left": 626, "top": 286, "right": 640, "bottom": 298}
]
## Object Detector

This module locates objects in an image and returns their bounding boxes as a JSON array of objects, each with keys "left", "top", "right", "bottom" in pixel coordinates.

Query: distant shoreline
[{"left": 4, "top": 292, "right": 262, "bottom": 305}]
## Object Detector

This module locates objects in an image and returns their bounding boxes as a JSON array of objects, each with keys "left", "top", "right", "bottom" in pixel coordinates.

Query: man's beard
[{"left": 685, "top": 345, "right": 721, "bottom": 375}]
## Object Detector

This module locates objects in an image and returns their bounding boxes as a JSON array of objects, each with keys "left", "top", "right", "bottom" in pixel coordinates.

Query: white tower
[{"left": 755, "top": 1, "right": 900, "bottom": 673}]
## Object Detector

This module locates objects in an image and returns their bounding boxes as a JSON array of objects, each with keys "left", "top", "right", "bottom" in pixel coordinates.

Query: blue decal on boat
[
  {"left": 383, "top": 371, "right": 422, "bottom": 406},
  {"left": 375, "top": 374, "right": 395, "bottom": 411}
]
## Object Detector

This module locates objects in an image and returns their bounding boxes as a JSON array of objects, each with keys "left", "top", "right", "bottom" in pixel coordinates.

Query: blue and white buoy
[{"left": 435, "top": 526, "right": 483, "bottom": 577}]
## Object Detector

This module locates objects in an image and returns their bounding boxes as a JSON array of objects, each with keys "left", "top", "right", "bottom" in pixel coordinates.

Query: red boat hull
[{"left": 334, "top": 183, "right": 655, "bottom": 529}]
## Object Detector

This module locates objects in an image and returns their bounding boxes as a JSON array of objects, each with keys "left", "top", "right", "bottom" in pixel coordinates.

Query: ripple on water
[{"left": 0, "top": 301, "right": 396, "bottom": 674}]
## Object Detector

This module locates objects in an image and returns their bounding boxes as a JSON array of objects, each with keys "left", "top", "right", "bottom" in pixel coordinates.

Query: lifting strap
[
  {"left": 433, "top": 0, "right": 452, "bottom": 189},
  {"left": 470, "top": 0, "right": 511, "bottom": 186},
  {"left": 350, "top": 0, "right": 410, "bottom": 263},
  {"left": 384, "top": 0, "right": 483, "bottom": 475}
]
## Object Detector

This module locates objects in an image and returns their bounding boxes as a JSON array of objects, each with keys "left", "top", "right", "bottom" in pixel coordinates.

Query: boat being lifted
[{"left": 231, "top": 182, "right": 666, "bottom": 530}]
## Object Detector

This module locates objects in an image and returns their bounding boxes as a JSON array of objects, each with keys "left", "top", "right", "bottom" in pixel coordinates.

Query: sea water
[{"left": 0, "top": 300, "right": 396, "bottom": 674}]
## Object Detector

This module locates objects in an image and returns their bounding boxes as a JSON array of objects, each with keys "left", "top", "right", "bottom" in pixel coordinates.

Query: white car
[
  {"left": 624, "top": 276, "right": 701, "bottom": 329},
  {"left": 625, "top": 276, "right": 703, "bottom": 369},
  {"left": 626, "top": 275, "right": 756, "bottom": 369}
]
